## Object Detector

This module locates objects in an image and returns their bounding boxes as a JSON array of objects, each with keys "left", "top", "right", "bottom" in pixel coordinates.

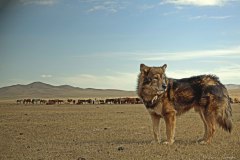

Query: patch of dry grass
[{"left": 0, "top": 104, "right": 240, "bottom": 160}]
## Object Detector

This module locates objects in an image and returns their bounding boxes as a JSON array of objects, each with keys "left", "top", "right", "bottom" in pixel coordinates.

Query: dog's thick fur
[{"left": 137, "top": 64, "right": 232, "bottom": 145}]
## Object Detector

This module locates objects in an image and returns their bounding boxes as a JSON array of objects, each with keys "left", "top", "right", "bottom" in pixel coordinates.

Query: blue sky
[{"left": 0, "top": 0, "right": 240, "bottom": 90}]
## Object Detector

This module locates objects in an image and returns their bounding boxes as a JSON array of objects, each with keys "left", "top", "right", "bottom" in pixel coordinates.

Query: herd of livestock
[
  {"left": 230, "top": 97, "right": 240, "bottom": 104},
  {"left": 16, "top": 97, "right": 240, "bottom": 105},
  {"left": 16, "top": 97, "right": 143, "bottom": 105}
]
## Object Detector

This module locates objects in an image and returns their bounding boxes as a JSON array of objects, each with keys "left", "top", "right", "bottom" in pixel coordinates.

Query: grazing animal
[
  {"left": 16, "top": 99, "right": 23, "bottom": 104},
  {"left": 23, "top": 99, "right": 31, "bottom": 104},
  {"left": 40, "top": 99, "right": 47, "bottom": 104},
  {"left": 137, "top": 64, "right": 233, "bottom": 145}
]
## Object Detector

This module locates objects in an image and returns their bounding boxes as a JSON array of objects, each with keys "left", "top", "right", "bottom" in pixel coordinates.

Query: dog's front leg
[
  {"left": 149, "top": 112, "right": 161, "bottom": 144},
  {"left": 163, "top": 111, "right": 176, "bottom": 145}
]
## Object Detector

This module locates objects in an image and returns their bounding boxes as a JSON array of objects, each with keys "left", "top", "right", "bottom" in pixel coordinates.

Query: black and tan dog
[{"left": 137, "top": 64, "right": 232, "bottom": 145}]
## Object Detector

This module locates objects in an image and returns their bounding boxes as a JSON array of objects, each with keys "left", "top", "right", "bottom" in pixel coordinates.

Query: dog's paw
[
  {"left": 162, "top": 140, "right": 174, "bottom": 145},
  {"left": 198, "top": 140, "right": 209, "bottom": 145},
  {"left": 197, "top": 138, "right": 209, "bottom": 145}
]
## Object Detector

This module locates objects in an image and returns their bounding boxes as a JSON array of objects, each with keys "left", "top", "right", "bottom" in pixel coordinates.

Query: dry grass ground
[{"left": 0, "top": 103, "right": 240, "bottom": 160}]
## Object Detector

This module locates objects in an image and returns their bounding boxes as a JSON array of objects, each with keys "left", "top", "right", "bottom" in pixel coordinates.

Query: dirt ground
[{"left": 0, "top": 103, "right": 240, "bottom": 160}]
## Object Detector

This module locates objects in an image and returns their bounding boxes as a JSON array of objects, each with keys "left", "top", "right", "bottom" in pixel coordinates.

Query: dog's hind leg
[
  {"left": 198, "top": 109, "right": 208, "bottom": 143},
  {"left": 198, "top": 109, "right": 216, "bottom": 145},
  {"left": 149, "top": 113, "right": 161, "bottom": 144},
  {"left": 163, "top": 111, "right": 176, "bottom": 145},
  {"left": 204, "top": 112, "right": 216, "bottom": 144}
]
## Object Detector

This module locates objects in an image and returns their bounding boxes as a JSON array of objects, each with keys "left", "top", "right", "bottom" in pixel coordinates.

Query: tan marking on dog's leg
[
  {"left": 204, "top": 113, "right": 216, "bottom": 144},
  {"left": 198, "top": 109, "right": 208, "bottom": 143},
  {"left": 150, "top": 113, "right": 161, "bottom": 144},
  {"left": 198, "top": 110, "right": 216, "bottom": 145},
  {"left": 163, "top": 111, "right": 176, "bottom": 145}
]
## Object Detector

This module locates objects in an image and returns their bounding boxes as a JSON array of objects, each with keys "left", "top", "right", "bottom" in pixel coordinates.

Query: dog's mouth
[
  {"left": 150, "top": 89, "right": 166, "bottom": 105},
  {"left": 153, "top": 82, "right": 167, "bottom": 95}
]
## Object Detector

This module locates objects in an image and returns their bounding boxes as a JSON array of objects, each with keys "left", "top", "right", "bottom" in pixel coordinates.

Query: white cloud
[
  {"left": 41, "top": 74, "right": 53, "bottom": 78},
  {"left": 85, "top": 0, "right": 128, "bottom": 13},
  {"left": 166, "top": 64, "right": 240, "bottom": 84},
  {"left": 139, "top": 4, "right": 156, "bottom": 10},
  {"left": 189, "top": 15, "right": 232, "bottom": 20},
  {"left": 215, "top": 65, "right": 240, "bottom": 83},
  {"left": 20, "top": 0, "right": 58, "bottom": 6},
  {"left": 137, "top": 46, "right": 240, "bottom": 61},
  {"left": 70, "top": 46, "right": 240, "bottom": 87},
  {"left": 88, "top": 6, "right": 117, "bottom": 13},
  {"left": 167, "top": 70, "right": 203, "bottom": 79},
  {"left": 163, "top": 0, "right": 233, "bottom": 6},
  {"left": 61, "top": 63, "right": 240, "bottom": 90},
  {"left": 61, "top": 72, "right": 138, "bottom": 91}
]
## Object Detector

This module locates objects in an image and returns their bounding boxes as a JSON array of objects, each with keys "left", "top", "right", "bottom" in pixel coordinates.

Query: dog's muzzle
[{"left": 156, "top": 84, "right": 167, "bottom": 95}]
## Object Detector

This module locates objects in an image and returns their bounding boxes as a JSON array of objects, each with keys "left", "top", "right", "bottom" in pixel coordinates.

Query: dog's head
[
  {"left": 137, "top": 63, "right": 168, "bottom": 105},
  {"left": 140, "top": 63, "right": 168, "bottom": 95}
]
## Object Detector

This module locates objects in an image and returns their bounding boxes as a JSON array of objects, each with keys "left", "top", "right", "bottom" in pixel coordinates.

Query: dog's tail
[{"left": 216, "top": 96, "right": 233, "bottom": 133}]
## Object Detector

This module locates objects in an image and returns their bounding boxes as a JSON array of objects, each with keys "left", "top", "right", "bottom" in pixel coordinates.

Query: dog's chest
[{"left": 147, "top": 105, "right": 163, "bottom": 116}]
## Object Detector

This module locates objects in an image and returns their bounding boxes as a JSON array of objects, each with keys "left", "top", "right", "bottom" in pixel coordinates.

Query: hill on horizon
[
  {"left": 0, "top": 82, "right": 137, "bottom": 100},
  {"left": 0, "top": 82, "right": 239, "bottom": 100},
  {"left": 225, "top": 84, "right": 240, "bottom": 90}
]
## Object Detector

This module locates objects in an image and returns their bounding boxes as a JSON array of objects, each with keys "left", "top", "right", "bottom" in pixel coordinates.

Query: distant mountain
[
  {"left": 1, "top": 82, "right": 238, "bottom": 100},
  {"left": 0, "top": 82, "right": 137, "bottom": 100},
  {"left": 225, "top": 84, "right": 240, "bottom": 90}
]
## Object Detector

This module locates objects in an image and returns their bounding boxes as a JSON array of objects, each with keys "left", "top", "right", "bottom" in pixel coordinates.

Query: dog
[{"left": 137, "top": 64, "right": 232, "bottom": 145}]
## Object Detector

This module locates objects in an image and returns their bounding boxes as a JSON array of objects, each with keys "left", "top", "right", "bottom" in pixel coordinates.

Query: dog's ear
[
  {"left": 140, "top": 64, "right": 149, "bottom": 73},
  {"left": 162, "top": 64, "right": 167, "bottom": 72}
]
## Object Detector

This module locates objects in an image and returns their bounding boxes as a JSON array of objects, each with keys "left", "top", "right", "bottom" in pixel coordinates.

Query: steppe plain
[
  {"left": 0, "top": 83, "right": 240, "bottom": 159},
  {"left": 0, "top": 103, "right": 240, "bottom": 160}
]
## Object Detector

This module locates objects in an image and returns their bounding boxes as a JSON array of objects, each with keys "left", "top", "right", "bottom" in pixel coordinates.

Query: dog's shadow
[
  {"left": 78, "top": 138, "right": 202, "bottom": 146},
  {"left": 108, "top": 139, "right": 200, "bottom": 146}
]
